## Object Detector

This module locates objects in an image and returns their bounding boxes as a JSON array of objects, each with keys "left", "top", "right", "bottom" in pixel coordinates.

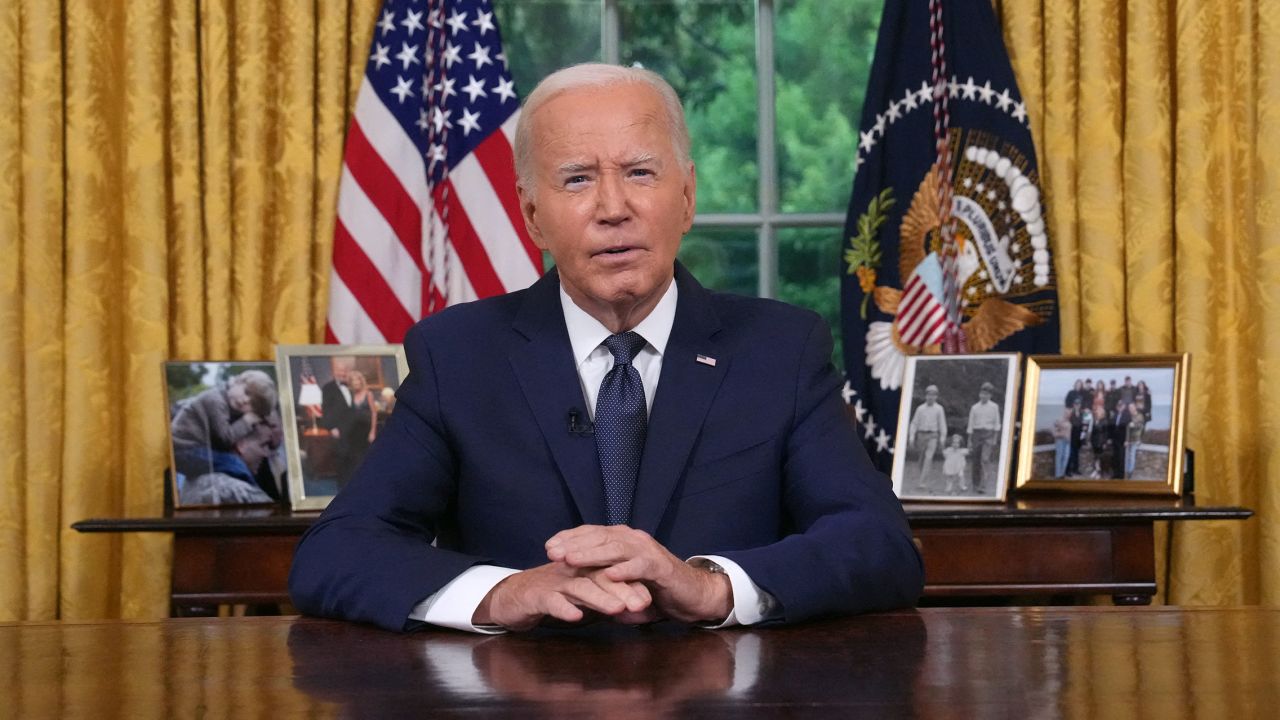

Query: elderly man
[{"left": 289, "top": 63, "right": 923, "bottom": 633}]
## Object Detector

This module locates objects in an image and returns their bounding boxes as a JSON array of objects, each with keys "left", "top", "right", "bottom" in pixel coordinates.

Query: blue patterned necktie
[{"left": 595, "top": 331, "right": 648, "bottom": 525}]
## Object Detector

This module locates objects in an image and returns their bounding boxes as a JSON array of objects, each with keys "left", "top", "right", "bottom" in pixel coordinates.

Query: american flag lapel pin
[{"left": 696, "top": 354, "right": 717, "bottom": 367}]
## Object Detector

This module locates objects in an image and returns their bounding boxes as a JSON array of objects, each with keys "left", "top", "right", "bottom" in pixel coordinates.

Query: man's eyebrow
[
  {"left": 622, "top": 153, "right": 660, "bottom": 167},
  {"left": 555, "top": 161, "right": 595, "bottom": 174}
]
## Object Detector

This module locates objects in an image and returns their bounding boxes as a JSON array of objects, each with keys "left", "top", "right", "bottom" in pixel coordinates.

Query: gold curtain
[
  {"left": 1000, "top": 0, "right": 1280, "bottom": 604},
  {"left": 0, "top": 0, "right": 381, "bottom": 621}
]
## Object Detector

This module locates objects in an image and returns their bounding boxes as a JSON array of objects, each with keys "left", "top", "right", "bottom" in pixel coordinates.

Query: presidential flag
[
  {"left": 327, "top": 0, "right": 543, "bottom": 344},
  {"left": 840, "top": 0, "right": 1060, "bottom": 468}
]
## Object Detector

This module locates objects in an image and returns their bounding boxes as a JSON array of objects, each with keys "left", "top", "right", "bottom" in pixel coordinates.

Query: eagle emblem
[{"left": 848, "top": 130, "right": 1056, "bottom": 390}]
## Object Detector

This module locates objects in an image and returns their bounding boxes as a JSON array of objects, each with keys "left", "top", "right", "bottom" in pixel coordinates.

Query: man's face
[
  {"left": 979, "top": 389, "right": 991, "bottom": 402},
  {"left": 925, "top": 390, "right": 937, "bottom": 404},
  {"left": 332, "top": 360, "right": 352, "bottom": 384},
  {"left": 518, "top": 82, "right": 696, "bottom": 320}
]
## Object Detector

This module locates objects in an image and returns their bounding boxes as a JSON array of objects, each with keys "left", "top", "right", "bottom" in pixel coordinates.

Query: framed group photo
[
  {"left": 277, "top": 344, "right": 408, "bottom": 511},
  {"left": 163, "top": 361, "right": 286, "bottom": 509},
  {"left": 891, "top": 354, "right": 1020, "bottom": 502},
  {"left": 1015, "top": 354, "right": 1189, "bottom": 495}
]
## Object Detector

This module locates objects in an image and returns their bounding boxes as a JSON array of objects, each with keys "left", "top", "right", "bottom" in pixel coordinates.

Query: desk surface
[
  {"left": 71, "top": 495, "right": 1252, "bottom": 534},
  {"left": 3, "top": 607, "right": 1277, "bottom": 718}
]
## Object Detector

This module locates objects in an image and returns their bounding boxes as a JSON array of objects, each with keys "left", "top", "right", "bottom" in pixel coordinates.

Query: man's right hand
[{"left": 471, "top": 562, "right": 652, "bottom": 632}]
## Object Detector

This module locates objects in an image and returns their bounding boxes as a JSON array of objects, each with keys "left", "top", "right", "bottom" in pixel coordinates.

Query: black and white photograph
[
  {"left": 1016, "top": 354, "right": 1189, "bottom": 495},
  {"left": 164, "top": 361, "right": 286, "bottom": 508},
  {"left": 277, "top": 344, "right": 409, "bottom": 511},
  {"left": 891, "top": 354, "right": 1020, "bottom": 502}
]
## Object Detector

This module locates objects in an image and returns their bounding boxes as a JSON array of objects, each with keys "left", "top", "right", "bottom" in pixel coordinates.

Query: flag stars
[
  {"left": 459, "top": 107, "right": 482, "bottom": 136},
  {"left": 853, "top": 399, "right": 867, "bottom": 422},
  {"left": 446, "top": 9, "right": 468, "bottom": 35},
  {"left": 995, "top": 89, "right": 1014, "bottom": 111},
  {"left": 978, "top": 80, "right": 996, "bottom": 104},
  {"left": 468, "top": 42, "right": 492, "bottom": 69},
  {"left": 873, "top": 113, "right": 886, "bottom": 137},
  {"left": 841, "top": 380, "right": 857, "bottom": 404},
  {"left": 875, "top": 428, "right": 892, "bottom": 454},
  {"left": 427, "top": 143, "right": 448, "bottom": 168},
  {"left": 416, "top": 108, "right": 431, "bottom": 131},
  {"left": 862, "top": 415, "right": 878, "bottom": 440},
  {"left": 496, "top": 51, "right": 508, "bottom": 70},
  {"left": 433, "top": 76, "right": 457, "bottom": 100},
  {"left": 370, "top": 43, "right": 391, "bottom": 70},
  {"left": 493, "top": 76, "right": 517, "bottom": 103},
  {"left": 390, "top": 75, "right": 415, "bottom": 103},
  {"left": 472, "top": 10, "right": 495, "bottom": 36},
  {"left": 918, "top": 81, "right": 933, "bottom": 105},
  {"left": 432, "top": 107, "right": 453, "bottom": 132},
  {"left": 428, "top": 8, "right": 444, "bottom": 29},
  {"left": 396, "top": 42, "right": 420, "bottom": 69},
  {"left": 885, "top": 98, "right": 902, "bottom": 123},
  {"left": 377, "top": 9, "right": 395, "bottom": 35},
  {"left": 1012, "top": 102, "right": 1028, "bottom": 123},
  {"left": 462, "top": 74, "right": 488, "bottom": 102},
  {"left": 401, "top": 8, "right": 424, "bottom": 36},
  {"left": 961, "top": 76, "right": 978, "bottom": 100},
  {"left": 947, "top": 77, "right": 962, "bottom": 98},
  {"left": 443, "top": 42, "right": 462, "bottom": 68},
  {"left": 902, "top": 85, "right": 920, "bottom": 111},
  {"left": 859, "top": 129, "right": 876, "bottom": 153}
]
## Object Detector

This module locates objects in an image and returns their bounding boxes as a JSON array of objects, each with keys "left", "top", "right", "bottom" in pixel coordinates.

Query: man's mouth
[{"left": 596, "top": 246, "right": 638, "bottom": 256}]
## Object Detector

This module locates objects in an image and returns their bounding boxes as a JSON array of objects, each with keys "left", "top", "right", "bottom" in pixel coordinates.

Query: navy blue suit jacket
[{"left": 289, "top": 265, "right": 923, "bottom": 631}]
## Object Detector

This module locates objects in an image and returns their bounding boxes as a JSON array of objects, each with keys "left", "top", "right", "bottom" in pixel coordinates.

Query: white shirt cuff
[
  {"left": 408, "top": 565, "right": 520, "bottom": 634},
  {"left": 688, "top": 554, "right": 775, "bottom": 628}
]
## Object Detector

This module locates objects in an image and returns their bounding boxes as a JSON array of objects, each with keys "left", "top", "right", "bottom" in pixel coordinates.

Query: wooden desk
[
  {"left": 4, "top": 608, "right": 1278, "bottom": 717},
  {"left": 73, "top": 498, "right": 1250, "bottom": 614}
]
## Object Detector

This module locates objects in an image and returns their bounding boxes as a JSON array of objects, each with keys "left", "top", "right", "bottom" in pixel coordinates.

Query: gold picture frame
[
  {"left": 277, "top": 344, "right": 409, "bottom": 511},
  {"left": 1015, "top": 354, "right": 1190, "bottom": 495}
]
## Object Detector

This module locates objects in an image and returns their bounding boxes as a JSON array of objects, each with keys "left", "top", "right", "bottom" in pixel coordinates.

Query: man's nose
[{"left": 595, "top": 172, "right": 630, "bottom": 224}]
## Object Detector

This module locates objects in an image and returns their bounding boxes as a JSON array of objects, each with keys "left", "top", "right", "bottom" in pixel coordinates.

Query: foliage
[
  {"left": 494, "top": 0, "right": 885, "bottom": 365},
  {"left": 844, "top": 187, "right": 895, "bottom": 317}
]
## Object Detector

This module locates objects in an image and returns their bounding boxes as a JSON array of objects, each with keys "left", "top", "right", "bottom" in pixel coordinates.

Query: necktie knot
[{"left": 603, "top": 331, "right": 646, "bottom": 366}]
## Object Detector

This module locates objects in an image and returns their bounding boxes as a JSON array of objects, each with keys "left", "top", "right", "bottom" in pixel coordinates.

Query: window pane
[
  {"left": 618, "top": 0, "right": 758, "bottom": 213},
  {"left": 775, "top": 0, "right": 881, "bottom": 213},
  {"left": 494, "top": 1, "right": 601, "bottom": 96},
  {"left": 678, "top": 228, "right": 757, "bottom": 296},
  {"left": 777, "top": 227, "right": 844, "bottom": 368}
]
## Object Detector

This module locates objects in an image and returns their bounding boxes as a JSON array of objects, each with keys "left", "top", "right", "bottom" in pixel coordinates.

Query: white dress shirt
[{"left": 409, "top": 279, "right": 772, "bottom": 632}]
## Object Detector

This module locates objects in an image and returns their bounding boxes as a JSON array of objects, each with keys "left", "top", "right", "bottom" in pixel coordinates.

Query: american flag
[{"left": 327, "top": 0, "right": 543, "bottom": 344}]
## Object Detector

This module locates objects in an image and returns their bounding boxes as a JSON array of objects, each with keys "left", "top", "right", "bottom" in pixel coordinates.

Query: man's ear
[
  {"left": 517, "top": 183, "right": 548, "bottom": 249},
  {"left": 680, "top": 162, "right": 697, "bottom": 233}
]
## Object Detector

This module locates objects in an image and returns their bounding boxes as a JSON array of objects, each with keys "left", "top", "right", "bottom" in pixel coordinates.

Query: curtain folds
[
  {"left": 0, "top": 0, "right": 379, "bottom": 621},
  {"left": 1001, "top": 0, "right": 1280, "bottom": 604}
]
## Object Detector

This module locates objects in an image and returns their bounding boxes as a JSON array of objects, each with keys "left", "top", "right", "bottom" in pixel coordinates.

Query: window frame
[{"left": 600, "top": 0, "right": 846, "bottom": 298}]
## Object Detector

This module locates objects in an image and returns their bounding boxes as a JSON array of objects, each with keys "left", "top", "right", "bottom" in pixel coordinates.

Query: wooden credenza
[{"left": 73, "top": 497, "right": 1250, "bottom": 614}]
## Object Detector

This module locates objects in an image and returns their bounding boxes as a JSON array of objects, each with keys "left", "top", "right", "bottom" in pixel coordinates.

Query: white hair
[{"left": 513, "top": 63, "right": 692, "bottom": 190}]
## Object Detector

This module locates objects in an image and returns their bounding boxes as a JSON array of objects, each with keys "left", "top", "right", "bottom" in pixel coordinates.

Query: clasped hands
[{"left": 472, "top": 525, "right": 733, "bottom": 632}]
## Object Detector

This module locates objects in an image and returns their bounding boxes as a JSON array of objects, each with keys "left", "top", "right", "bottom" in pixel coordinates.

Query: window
[{"left": 496, "top": 0, "right": 882, "bottom": 362}]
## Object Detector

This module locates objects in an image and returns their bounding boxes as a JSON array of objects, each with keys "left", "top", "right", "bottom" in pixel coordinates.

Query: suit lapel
[
  {"left": 508, "top": 270, "right": 606, "bottom": 526},
  {"left": 631, "top": 266, "right": 728, "bottom": 535}
]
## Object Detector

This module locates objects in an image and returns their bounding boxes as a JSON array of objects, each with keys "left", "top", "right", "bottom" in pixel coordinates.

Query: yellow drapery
[
  {"left": 1000, "top": 0, "right": 1279, "bottom": 604},
  {"left": 1, "top": 0, "right": 1275, "bottom": 622},
  {"left": 0, "top": 0, "right": 380, "bottom": 621}
]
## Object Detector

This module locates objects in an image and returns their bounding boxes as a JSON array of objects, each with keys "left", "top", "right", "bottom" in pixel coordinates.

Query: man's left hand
[{"left": 545, "top": 525, "right": 732, "bottom": 624}]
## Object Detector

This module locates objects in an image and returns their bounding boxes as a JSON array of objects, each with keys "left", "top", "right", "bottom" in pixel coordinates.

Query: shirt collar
[{"left": 560, "top": 277, "right": 678, "bottom": 364}]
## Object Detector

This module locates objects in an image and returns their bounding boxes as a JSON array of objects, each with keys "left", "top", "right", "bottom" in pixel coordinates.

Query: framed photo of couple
[
  {"left": 277, "top": 345, "right": 409, "bottom": 511},
  {"left": 1015, "top": 354, "right": 1189, "bottom": 496}
]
